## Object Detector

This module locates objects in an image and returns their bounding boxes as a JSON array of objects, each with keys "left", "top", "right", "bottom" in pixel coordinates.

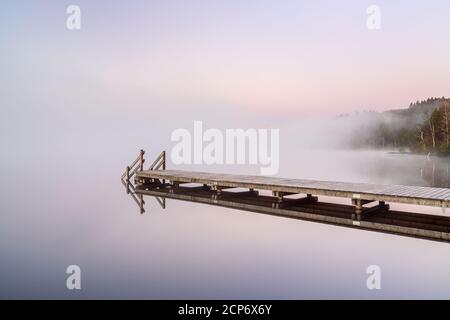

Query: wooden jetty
[{"left": 122, "top": 150, "right": 450, "bottom": 242}]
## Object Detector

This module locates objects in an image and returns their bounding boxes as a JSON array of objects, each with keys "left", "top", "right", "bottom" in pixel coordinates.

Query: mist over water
[{"left": 1, "top": 113, "right": 450, "bottom": 299}]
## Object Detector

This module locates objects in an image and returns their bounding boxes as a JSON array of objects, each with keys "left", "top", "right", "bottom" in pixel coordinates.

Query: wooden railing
[
  {"left": 121, "top": 149, "right": 145, "bottom": 184},
  {"left": 148, "top": 150, "right": 166, "bottom": 184},
  {"left": 149, "top": 150, "right": 166, "bottom": 170}
]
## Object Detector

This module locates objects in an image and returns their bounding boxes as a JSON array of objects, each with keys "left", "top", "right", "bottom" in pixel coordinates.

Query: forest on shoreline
[{"left": 338, "top": 97, "right": 450, "bottom": 156}]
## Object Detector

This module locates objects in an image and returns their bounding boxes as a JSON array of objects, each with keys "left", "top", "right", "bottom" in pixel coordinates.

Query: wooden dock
[{"left": 122, "top": 150, "right": 450, "bottom": 242}]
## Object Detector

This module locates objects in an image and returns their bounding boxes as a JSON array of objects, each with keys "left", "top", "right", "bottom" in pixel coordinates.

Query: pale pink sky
[{"left": 2, "top": 0, "right": 450, "bottom": 117}]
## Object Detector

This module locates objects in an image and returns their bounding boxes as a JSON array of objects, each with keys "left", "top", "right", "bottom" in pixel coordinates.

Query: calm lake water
[{"left": 1, "top": 145, "right": 450, "bottom": 299}]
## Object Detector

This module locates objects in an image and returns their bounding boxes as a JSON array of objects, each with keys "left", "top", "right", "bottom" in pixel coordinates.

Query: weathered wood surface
[{"left": 136, "top": 169, "right": 450, "bottom": 207}]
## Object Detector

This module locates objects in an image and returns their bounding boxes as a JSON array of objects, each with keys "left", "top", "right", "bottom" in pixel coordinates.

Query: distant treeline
[{"left": 338, "top": 97, "right": 450, "bottom": 155}]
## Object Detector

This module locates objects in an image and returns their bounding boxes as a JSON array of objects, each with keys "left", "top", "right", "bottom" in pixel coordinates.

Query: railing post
[
  {"left": 162, "top": 151, "right": 166, "bottom": 170},
  {"left": 355, "top": 198, "right": 363, "bottom": 221},
  {"left": 140, "top": 149, "right": 145, "bottom": 171},
  {"left": 162, "top": 150, "right": 166, "bottom": 184}
]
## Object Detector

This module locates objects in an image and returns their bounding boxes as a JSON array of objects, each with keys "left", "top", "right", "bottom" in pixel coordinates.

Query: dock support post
[
  {"left": 168, "top": 181, "right": 179, "bottom": 194},
  {"left": 272, "top": 191, "right": 284, "bottom": 202},
  {"left": 212, "top": 185, "right": 223, "bottom": 194},
  {"left": 352, "top": 198, "right": 389, "bottom": 220},
  {"left": 211, "top": 185, "right": 220, "bottom": 201},
  {"left": 354, "top": 199, "right": 363, "bottom": 221}
]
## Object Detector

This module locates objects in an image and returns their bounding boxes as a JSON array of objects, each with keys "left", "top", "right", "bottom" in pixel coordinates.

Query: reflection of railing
[
  {"left": 121, "top": 180, "right": 166, "bottom": 214},
  {"left": 155, "top": 196, "right": 166, "bottom": 209},
  {"left": 120, "top": 149, "right": 145, "bottom": 213},
  {"left": 121, "top": 150, "right": 166, "bottom": 214},
  {"left": 121, "top": 180, "right": 145, "bottom": 214}
]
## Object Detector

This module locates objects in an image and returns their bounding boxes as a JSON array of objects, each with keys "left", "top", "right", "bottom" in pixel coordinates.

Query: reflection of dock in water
[{"left": 122, "top": 150, "right": 450, "bottom": 243}]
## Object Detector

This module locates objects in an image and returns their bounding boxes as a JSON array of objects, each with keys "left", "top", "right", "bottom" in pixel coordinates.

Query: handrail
[
  {"left": 121, "top": 149, "right": 145, "bottom": 182},
  {"left": 121, "top": 154, "right": 141, "bottom": 179},
  {"left": 149, "top": 151, "right": 166, "bottom": 170},
  {"left": 122, "top": 150, "right": 144, "bottom": 214}
]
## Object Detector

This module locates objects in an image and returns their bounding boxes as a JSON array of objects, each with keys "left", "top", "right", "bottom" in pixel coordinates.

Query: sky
[{"left": 1, "top": 0, "right": 450, "bottom": 119}]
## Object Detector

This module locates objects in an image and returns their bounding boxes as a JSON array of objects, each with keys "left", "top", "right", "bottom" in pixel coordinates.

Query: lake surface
[{"left": 1, "top": 146, "right": 450, "bottom": 299}]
